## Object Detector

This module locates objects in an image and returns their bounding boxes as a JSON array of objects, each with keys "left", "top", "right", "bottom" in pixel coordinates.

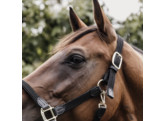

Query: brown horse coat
[{"left": 22, "top": 0, "right": 143, "bottom": 121}]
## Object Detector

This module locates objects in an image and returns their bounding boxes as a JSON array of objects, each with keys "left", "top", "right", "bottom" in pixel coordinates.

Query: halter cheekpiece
[{"left": 22, "top": 35, "right": 124, "bottom": 121}]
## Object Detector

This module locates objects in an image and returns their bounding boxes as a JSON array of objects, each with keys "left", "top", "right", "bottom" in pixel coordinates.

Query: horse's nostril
[{"left": 53, "top": 92, "right": 61, "bottom": 98}]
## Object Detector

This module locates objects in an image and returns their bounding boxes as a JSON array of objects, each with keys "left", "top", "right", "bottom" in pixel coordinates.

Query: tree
[{"left": 116, "top": 1, "right": 143, "bottom": 49}]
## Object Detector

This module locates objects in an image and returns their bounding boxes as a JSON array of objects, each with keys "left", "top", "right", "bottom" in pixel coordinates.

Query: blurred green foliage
[
  {"left": 116, "top": 5, "right": 143, "bottom": 49},
  {"left": 22, "top": 0, "right": 143, "bottom": 77}
]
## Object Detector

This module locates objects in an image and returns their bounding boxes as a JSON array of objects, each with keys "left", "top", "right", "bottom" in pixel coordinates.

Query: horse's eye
[
  {"left": 65, "top": 54, "right": 85, "bottom": 66},
  {"left": 69, "top": 54, "right": 85, "bottom": 64}
]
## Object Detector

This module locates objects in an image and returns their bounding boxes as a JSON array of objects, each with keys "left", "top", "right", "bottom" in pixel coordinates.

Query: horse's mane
[
  {"left": 52, "top": 25, "right": 143, "bottom": 55},
  {"left": 131, "top": 44, "right": 143, "bottom": 55}
]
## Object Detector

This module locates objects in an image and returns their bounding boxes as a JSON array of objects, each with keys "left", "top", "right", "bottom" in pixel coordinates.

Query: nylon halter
[{"left": 22, "top": 35, "right": 123, "bottom": 121}]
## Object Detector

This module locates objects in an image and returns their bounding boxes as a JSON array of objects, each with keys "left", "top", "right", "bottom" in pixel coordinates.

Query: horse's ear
[
  {"left": 69, "top": 7, "right": 87, "bottom": 31},
  {"left": 93, "top": 0, "right": 117, "bottom": 43}
]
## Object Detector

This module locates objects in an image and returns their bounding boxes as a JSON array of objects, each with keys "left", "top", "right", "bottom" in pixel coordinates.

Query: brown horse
[{"left": 22, "top": 0, "right": 143, "bottom": 121}]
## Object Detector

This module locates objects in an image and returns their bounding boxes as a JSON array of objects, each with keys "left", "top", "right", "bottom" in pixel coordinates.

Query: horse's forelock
[{"left": 51, "top": 26, "right": 97, "bottom": 54}]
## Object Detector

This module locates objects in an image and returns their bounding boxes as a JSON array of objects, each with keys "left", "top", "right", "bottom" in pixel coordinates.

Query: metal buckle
[
  {"left": 98, "top": 103, "right": 107, "bottom": 108},
  {"left": 98, "top": 90, "right": 107, "bottom": 108},
  {"left": 41, "top": 105, "right": 57, "bottom": 121},
  {"left": 112, "top": 52, "right": 123, "bottom": 70}
]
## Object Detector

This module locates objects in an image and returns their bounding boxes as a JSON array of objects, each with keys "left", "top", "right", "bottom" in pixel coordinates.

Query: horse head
[{"left": 22, "top": 0, "right": 143, "bottom": 121}]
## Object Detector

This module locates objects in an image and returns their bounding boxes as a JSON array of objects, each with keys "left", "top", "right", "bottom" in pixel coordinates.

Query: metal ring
[
  {"left": 97, "top": 79, "right": 103, "bottom": 87},
  {"left": 97, "top": 79, "right": 107, "bottom": 92}
]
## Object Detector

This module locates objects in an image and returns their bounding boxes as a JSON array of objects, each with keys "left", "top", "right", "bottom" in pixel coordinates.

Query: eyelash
[{"left": 64, "top": 54, "right": 86, "bottom": 66}]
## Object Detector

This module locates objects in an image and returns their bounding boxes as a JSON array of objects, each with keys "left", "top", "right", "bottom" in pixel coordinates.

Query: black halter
[{"left": 22, "top": 35, "right": 123, "bottom": 121}]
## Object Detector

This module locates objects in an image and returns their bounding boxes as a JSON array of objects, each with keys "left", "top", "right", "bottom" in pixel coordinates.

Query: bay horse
[{"left": 22, "top": 0, "right": 143, "bottom": 121}]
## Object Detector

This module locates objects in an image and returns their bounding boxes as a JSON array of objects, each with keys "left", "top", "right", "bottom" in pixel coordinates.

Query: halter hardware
[
  {"left": 40, "top": 105, "right": 57, "bottom": 121},
  {"left": 98, "top": 90, "right": 107, "bottom": 108},
  {"left": 97, "top": 79, "right": 104, "bottom": 87},
  {"left": 112, "top": 51, "right": 123, "bottom": 70},
  {"left": 97, "top": 79, "right": 107, "bottom": 108}
]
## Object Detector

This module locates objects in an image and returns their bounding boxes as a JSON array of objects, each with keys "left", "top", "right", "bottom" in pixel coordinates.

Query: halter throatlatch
[{"left": 22, "top": 35, "right": 123, "bottom": 121}]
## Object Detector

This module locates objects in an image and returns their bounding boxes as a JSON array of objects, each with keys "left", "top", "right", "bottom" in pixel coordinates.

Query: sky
[
  {"left": 61, "top": 0, "right": 141, "bottom": 22},
  {"left": 54, "top": 0, "right": 141, "bottom": 23},
  {"left": 102, "top": 0, "right": 141, "bottom": 21}
]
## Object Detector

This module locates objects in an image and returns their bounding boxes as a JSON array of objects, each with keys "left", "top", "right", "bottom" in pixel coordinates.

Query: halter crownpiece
[
  {"left": 22, "top": 35, "right": 124, "bottom": 121},
  {"left": 103, "top": 35, "right": 123, "bottom": 99}
]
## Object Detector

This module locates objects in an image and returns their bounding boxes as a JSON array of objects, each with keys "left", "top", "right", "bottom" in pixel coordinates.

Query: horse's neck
[
  {"left": 121, "top": 42, "right": 143, "bottom": 120},
  {"left": 122, "top": 42, "right": 143, "bottom": 93}
]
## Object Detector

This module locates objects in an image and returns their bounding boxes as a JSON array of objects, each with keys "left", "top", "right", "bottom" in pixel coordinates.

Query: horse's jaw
[{"left": 22, "top": 90, "right": 42, "bottom": 121}]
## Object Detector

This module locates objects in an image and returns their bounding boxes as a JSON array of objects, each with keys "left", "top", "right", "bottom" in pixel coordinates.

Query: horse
[{"left": 22, "top": 0, "right": 143, "bottom": 121}]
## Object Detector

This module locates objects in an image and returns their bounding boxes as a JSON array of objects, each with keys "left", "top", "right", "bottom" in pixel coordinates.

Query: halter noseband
[{"left": 22, "top": 35, "right": 123, "bottom": 121}]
